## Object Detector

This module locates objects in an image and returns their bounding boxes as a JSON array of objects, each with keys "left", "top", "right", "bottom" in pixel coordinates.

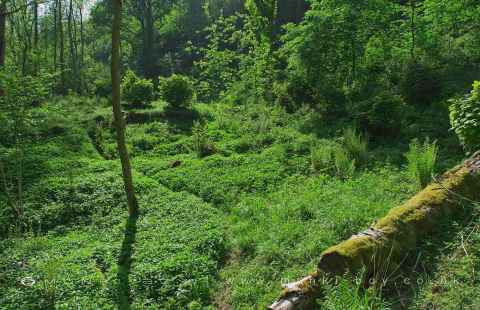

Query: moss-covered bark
[{"left": 269, "top": 152, "right": 480, "bottom": 310}]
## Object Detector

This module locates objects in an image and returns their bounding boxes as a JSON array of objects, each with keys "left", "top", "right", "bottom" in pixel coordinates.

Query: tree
[
  {"left": 111, "top": 0, "right": 138, "bottom": 216},
  {"left": 0, "top": 1, "right": 6, "bottom": 70}
]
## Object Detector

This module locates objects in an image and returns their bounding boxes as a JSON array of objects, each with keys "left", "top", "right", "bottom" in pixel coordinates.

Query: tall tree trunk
[
  {"left": 0, "top": 1, "right": 6, "bottom": 70},
  {"left": 410, "top": 0, "right": 416, "bottom": 60},
  {"left": 53, "top": 0, "right": 57, "bottom": 70},
  {"left": 58, "top": 0, "right": 65, "bottom": 93},
  {"left": 67, "top": 0, "right": 77, "bottom": 91},
  {"left": 33, "top": 0, "right": 38, "bottom": 75},
  {"left": 79, "top": 5, "right": 85, "bottom": 93},
  {"left": 141, "top": 0, "right": 154, "bottom": 79},
  {"left": 0, "top": 1, "right": 5, "bottom": 96},
  {"left": 111, "top": 0, "right": 139, "bottom": 216}
]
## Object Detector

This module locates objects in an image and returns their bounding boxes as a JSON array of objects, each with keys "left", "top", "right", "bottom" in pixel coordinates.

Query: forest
[{"left": 1, "top": 0, "right": 480, "bottom": 309}]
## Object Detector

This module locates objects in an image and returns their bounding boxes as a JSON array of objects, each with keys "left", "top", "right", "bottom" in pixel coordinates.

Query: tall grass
[
  {"left": 322, "top": 276, "right": 391, "bottom": 310},
  {"left": 192, "top": 121, "right": 216, "bottom": 158},
  {"left": 343, "top": 127, "right": 368, "bottom": 166},
  {"left": 334, "top": 147, "right": 356, "bottom": 179},
  {"left": 405, "top": 138, "right": 438, "bottom": 188},
  {"left": 311, "top": 143, "right": 335, "bottom": 173},
  {"left": 311, "top": 142, "right": 355, "bottom": 179}
]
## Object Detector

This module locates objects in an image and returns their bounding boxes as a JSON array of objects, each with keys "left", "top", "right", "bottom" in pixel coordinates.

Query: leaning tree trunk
[
  {"left": 270, "top": 152, "right": 480, "bottom": 310},
  {"left": 111, "top": 0, "right": 139, "bottom": 216}
]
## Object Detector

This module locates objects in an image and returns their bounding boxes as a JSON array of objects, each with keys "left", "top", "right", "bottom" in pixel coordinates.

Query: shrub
[
  {"left": 342, "top": 127, "right": 368, "bottom": 166},
  {"left": 351, "top": 90, "right": 406, "bottom": 137},
  {"left": 161, "top": 74, "right": 194, "bottom": 109},
  {"left": 405, "top": 138, "right": 438, "bottom": 189},
  {"left": 401, "top": 61, "right": 441, "bottom": 105},
  {"left": 93, "top": 78, "right": 112, "bottom": 98},
  {"left": 449, "top": 81, "right": 480, "bottom": 153},
  {"left": 121, "top": 70, "right": 154, "bottom": 107}
]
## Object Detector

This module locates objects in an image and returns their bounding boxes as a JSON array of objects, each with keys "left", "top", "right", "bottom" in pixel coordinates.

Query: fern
[
  {"left": 406, "top": 138, "right": 438, "bottom": 189},
  {"left": 343, "top": 127, "right": 368, "bottom": 166}
]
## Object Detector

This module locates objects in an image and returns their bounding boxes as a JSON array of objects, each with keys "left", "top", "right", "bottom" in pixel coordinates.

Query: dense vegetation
[{"left": 1, "top": 0, "right": 479, "bottom": 309}]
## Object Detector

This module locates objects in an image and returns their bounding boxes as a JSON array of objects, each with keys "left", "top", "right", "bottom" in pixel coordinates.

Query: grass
[
  {"left": 0, "top": 96, "right": 468, "bottom": 309},
  {"left": 410, "top": 203, "right": 480, "bottom": 309}
]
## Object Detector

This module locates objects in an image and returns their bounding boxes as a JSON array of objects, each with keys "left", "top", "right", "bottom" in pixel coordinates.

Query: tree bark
[
  {"left": 111, "top": 0, "right": 139, "bottom": 216},
  {"left": 139, "top": 0, "right": 154, "bottom": 79},
  {"left": 79, "top": 4, "right": 85, "bottom": 93},
  {"left": 0, "top": 1, "right": 6, "bottom": 69},
  {"left": 410, "top": 0, "right": 416, "bottom": 60},
  {"left": 53, "top": 0, "right": 57, "bottom": 70},
  {"left": 33, "top": 0, "right": 38, "bottom": 74},
  {"left": 58, "top": 0, "right": 65, "bottom": 93},
  {"left": 67, "top": 0, "right": 78, "bottom": 91}
]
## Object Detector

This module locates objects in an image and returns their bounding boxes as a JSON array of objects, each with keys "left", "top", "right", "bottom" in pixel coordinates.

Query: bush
[
  {"left": 449, "top": 81, "right": 480, "bottom": 153},
  {"left": 342, "top": 127, "right": 368, "bottom": 166},
  {"left": 351, "top": 90, "right": 406, "bottom": 137},
  {"left": 161, "top": 74, "right": 194, "bottom": 108},
  {"left": 401, "top": 61, "right": 441, "bottom": 105},
  {"left": 93, "top": 78, "right": 112, "bottom": 98},
  {"left": 121, "top": 70, "right": 154, "bottom": 107},
  {"left": 405, "top": 138, "right": 438, "bottom": 189}
]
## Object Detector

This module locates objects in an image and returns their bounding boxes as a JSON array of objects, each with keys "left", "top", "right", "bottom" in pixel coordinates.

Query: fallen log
[{"left": 269, "top": 152, "right": 480, "bottom": 310}]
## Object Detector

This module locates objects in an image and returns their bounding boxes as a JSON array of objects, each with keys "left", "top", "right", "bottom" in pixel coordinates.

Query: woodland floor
[{"left": 1, "top": 96, "right": 478, "bottom": 309}]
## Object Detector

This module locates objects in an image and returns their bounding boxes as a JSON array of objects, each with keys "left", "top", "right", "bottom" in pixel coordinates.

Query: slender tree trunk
[
  {"left": 58, "top": 0, "right": 65, "bottom": 93},
  {"left": 33, "top": 0, "right": 38, "bottom": 75},
  {"left": 351, "top": 37, "right": 356, "bottom": 86},
  {"left": 79, "top": 5, "right": 85, "bottom": 93},
  {"left": 67, "top": 0, "right": 77, "bottom": 91},
  {"left": 140, "top": 0, "right": 154, "bottom": 79},
  {"left": 53, "top": 0, "right": 58, "bottom": 70},
  {"left": 111, "top": 0, "right": 139, "bottom": 216},
  {"left": 0, "top": 1, "right": 6, "bottom": 70},
  {"left": 410, "top": 0, "right": 416, "bottom": 60}
]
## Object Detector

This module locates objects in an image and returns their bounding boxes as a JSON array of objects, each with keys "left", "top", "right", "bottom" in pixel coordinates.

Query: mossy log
[{"left": 269, "top": 152, "right": 480, "bottom": 310}]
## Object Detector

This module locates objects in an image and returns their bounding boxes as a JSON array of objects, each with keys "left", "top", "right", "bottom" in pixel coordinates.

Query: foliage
[
  {"left": 342, "top": 127, "right": 368, "bottom": 167},
  {"left": 405, "top": 138, "right": 438, "bottom": 189},
  {"left": 94, "top": 77, "right": 112, "bottom": 98},
  {"left": 192, "top": 121, "right": 216, "bottom": 158},
  {"left": 194, "top": 14, "right": 246, "bottom": 101},
  {"left": 400, "top": 61, "right": 441, "bottom": 105},
  {"left": 449, "top": 81, "right": 480, "bottom": 153},
  {"left": 333, "top": 147, "right": 356, "bottom": 180},
  {"left": 0, "top": 71, "right": 55, "bottom": 231},
  {"left": 160, "top": 74, "right": 194, "bottom": 108},
  {"left": 2, "top": 0, "right": 480, "bottom": 308},
  {"left": 321, "top": 276, "right": 390, "bottom": 310},
  {"left": 310, "top": 141, "right": 336, "bottom": 174},
  {"left": 121, "top": 70, "right": 154, "bottom": 107},
  {"left": 349, "top": 89, "right": 406, "bottom": 137},
  {"left": 413, "top": 203, "right": 480, "bottom": 309}
]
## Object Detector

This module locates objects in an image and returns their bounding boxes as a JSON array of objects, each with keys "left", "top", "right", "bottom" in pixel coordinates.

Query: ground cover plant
[{"left": 1, "top": 0, "right": 480, "bottom": 309}]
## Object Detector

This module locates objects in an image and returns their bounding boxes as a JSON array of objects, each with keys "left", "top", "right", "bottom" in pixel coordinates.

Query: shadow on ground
[{"left": 116, "top": 211, "right": 139, "bottom": 310}]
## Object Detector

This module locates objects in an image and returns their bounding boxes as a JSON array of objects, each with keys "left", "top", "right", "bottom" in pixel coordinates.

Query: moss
[{"left": 318, "top": 161, "right": 480, "bottom": 276}]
